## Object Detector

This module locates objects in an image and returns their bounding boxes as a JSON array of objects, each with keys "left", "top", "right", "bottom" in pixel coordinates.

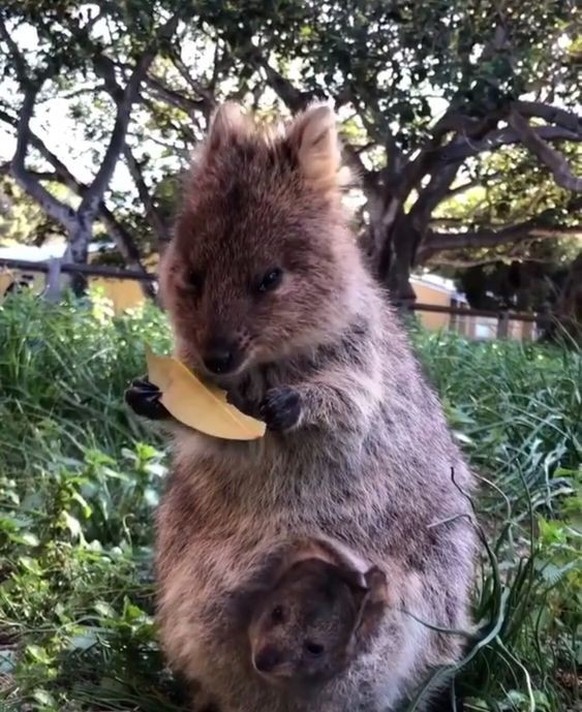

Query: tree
[
  {"left": 207, "top": 0, "right": 581, "bottom": 301},
  {"left": 0, "top": 175, "right": 66, "bottom": 245},
  {"left": 554, "top": 250, "right": 582, "bottom": 340},
  {"left": 0, "top": 0, "right": 580, "bottom": 302},
  {"left": 0, "top": 1, "right": 187, "bottom": 292}
]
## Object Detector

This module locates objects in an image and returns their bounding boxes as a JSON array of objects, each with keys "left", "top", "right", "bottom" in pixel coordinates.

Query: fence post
[
  {"left": 534, "top": 304, "right": 552, "bottom": 341},
  {"left": 44, "top": 258, "right": 63, "bottom": 303},
  {"left": 497, "top": 310, "right": 509, "bottom": 339}
]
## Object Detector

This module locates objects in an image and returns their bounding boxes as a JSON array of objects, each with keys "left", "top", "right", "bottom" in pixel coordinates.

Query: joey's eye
[
  {"left": 304, "top": 641, "right": 324, "bottom": 657},
  {"left": 185, "top": 269, "right": 204, "bottom": 293},
  {"left": 257, "top": 267, "right": 283, "bottom": 294},
  {"left": 271, "top": 605, "right": 285, "bottom": 624}
]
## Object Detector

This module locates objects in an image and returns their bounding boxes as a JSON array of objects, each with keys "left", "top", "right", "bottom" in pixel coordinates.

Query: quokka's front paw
[
  {"left": 226, "top": 390, "right": 262, "bottom": 420},
  {"left": 124, "top": 377, "right": 172, "bottom": 421},
  {"left": 260, "top": 387, "right": 302, "bottom": 432}
]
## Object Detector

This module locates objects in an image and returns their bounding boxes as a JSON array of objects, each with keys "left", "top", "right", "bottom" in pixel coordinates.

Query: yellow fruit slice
[{"left": 145, "top": 347, "right": 266, "bottom": 441}]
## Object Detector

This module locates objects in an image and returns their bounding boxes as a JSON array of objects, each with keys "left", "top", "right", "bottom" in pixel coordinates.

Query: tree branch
[
  {"left": 93, "top": 53, "right": 120, "bottom": 94},
  {"left": 410, "top": 162, "right": 464, "bottom": 228},
  {"left": 168, "top": 50, "right": 216, "bottom": 116},
  {"left": 508, "top": 108, "right": 582, "bottom": 192},
  {"left": 444, "top": 172, "right": 506, "bottom": 199},
  {"left": 0, "top": 107, "right": 151, "bottom": 284},
  {"left": 10, "top": 85, "right": 77, "bottom": 231},
  {"left": 0, "top": 106, "right": 79, "bottom": 187},
  {"left": 513, "top": 102, "right": 582, "bottom": 133},
  {"left": 231, "top": 41, "right": 313, "bottom": 112},
  {"left": 0, "top": 18, "right": 78, "bottom": 230},
  {"left": 419, "top": 221, "right": 582, "bottom": 258},
  {"left": 377, "top": 109, "right": 500, "bottom": 235},
  {"left": 79, "top": 58, "right": 154, "bottom": 219},
  {"left": 123, "top": 144, "right": 169, "bottom": 245},
  {"left": 141, "top": 73, "right": 206, "bottom": 116},
  {"left": 424, "top": 255, "right": 561, "bottom": 269},
  {"left": 132, "top": 90, "right": 198, "bottom": 146},
  {"left": 0, "top": 16, "right": 28, "bottom": 84},
  {"left": 429, "top": 218, "right": 468, "bottom": 227},
  {"left": 441, "top": 125, "right": 582, "bottom": 164},
  {"left": 79, "top": 13, "right": 180, "bottom": 220}
]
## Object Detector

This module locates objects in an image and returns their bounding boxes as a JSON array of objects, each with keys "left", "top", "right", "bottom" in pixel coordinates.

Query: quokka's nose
[
  {"left": 202, "top": 341, "right": 241, "bottom": 375},
  {"left": 253, "top": 646, "right": 281, "bottom": 673}
]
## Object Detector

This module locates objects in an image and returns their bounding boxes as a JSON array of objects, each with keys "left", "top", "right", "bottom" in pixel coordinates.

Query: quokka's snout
[{"left": 201, "top": 335, "right": 245, "bottom": 376}]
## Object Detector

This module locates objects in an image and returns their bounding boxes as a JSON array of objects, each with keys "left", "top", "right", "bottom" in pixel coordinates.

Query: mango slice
[{"left": 145, "top": 348, "right": 266, "bottom": 441}]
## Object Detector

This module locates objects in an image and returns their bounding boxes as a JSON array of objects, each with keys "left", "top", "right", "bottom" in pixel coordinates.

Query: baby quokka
[{"left": 249, "top": 540, "right": 389, "bottom": 689}]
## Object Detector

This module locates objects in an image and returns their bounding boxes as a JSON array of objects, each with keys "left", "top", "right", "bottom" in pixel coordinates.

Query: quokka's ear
[
  {"left": 206, "top": 102, "right": 251, "bottom": 151},
  {"left": 285, "top": 103, "right": 345, "bottom": 192}
]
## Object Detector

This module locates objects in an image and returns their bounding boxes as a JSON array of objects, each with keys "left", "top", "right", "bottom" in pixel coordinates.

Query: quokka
[{"left": 126, "top": 101, "right": 476, "bottom": 711}]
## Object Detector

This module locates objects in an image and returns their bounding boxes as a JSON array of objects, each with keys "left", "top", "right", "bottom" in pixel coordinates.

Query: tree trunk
[
  {"left": 374, "top": 212, "right": 420, "bottom": 306},
  {"left": 68, "top": 214, "right": 93, "bottom": 296},
  {"left": 551, "top": 251, "right": 582, "bottom": 343}
]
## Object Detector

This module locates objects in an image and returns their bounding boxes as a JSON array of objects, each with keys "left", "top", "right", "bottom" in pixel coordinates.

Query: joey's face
[
  {"left": 159, "top": 104, "right": 360, "bottom": 382},
  {"left": 248, "top": 569, "right": 358, "bottom": 687}
]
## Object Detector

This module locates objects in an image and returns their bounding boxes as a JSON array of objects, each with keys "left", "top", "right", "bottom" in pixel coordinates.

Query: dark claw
[
  {"left": 260, "top": 387, "right": 302, "bottom": 432},
  {"left": 226, "top": 390, "right": 262, "bottom": 419},
  {"left": 125, "top": 377, "right": 171, "bottom": 421}
]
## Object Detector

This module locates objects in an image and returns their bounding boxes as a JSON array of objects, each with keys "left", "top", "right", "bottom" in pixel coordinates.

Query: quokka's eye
[
  {"left": 304, "top": 640, "right": 324, "bottom": 657},
  {"left": 257, "top": 267, "right": 283, "bottom": 294}
]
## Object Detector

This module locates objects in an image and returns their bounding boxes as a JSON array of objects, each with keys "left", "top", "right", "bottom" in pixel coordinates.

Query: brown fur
[{"left": 155, "top": 102, "right": 476, "bottom": 711}]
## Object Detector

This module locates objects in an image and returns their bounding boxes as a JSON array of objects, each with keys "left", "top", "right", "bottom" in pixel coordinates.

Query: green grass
[{"left": 0, "top": 293, "right": 580, "bottom": 711}]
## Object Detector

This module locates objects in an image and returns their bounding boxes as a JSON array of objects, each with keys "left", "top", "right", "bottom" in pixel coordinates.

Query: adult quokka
[{"left": 126, "top": 102, "right": 476, "bottom": 711}]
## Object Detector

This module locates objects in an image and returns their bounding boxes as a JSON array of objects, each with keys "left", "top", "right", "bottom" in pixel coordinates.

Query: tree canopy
[{"left": 0, "top": 0, "right": 580, "bottom": 301}]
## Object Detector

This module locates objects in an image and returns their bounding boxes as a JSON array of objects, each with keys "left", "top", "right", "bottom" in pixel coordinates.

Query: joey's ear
[
  {"left": 335, "top": 565, "right": 369, "bottom": 596},
  {"left": 278, "top": 537, "right": 371, "bottom": 590},
  {"left": 352, "top": 566, "right": 389, "bottom": 647},
  {"left": 206, "top": 102, "right": 251, "bottom": 151},
  {"left": 364, "top": 566, "right": 389, "bottom": 605},
  {"left": 285, "top": 103, "right": 346, "bottom": 192}
]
